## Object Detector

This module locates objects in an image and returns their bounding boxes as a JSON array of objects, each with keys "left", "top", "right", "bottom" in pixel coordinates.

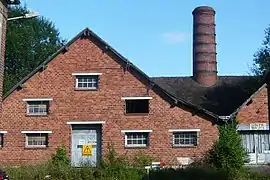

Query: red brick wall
[
  {"left": 0, "top": 1, "right": 8, "bottom": 116},
  {"left": 0, "top": 37, "right": 218, "bottom": 165},
  {"left": 237, "top": 87, "right": 268, "bottom": 124}
]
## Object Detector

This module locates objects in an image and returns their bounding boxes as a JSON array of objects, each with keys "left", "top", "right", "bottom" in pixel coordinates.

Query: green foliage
[
  {"left": 51, "top": 145, "right": 70, "bottom": 165},
  {"left": 6, "top": 162, "right": 270, "bottom": 180},
  {"left": 6, "top": 140, "right": 270, "bottom": 180},
  {"left": 133, "top": 151, "right": 152, "bottom": 167},
  {"left": 207, "top": 119, "right": 248, "bottom": 177},
  {"left": 103, "top": 142, "right": 127, "bottom": 166},
  {"left": 4, "top": 5, "right": 65, "bottom": 94},
  {"left": 252, "top": 25, "right": 270, "bottom": 76}
]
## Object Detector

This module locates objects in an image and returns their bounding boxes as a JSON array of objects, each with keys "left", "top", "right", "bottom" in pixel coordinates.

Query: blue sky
[{"left": 20, "top": 0, "right": 269, "bottom": 77}]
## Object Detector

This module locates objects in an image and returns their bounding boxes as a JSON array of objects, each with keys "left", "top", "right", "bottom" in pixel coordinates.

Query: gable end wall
[
  {"left": 0, "top": 37, "right": 218, "bottom": 165},
  {"left": 237, "top": 87, "right": 269, "bottom": 124}
]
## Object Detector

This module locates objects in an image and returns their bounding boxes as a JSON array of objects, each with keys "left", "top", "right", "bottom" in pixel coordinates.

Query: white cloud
[{"left": 161, "top": 32, "right": 190, "bottom": 44}]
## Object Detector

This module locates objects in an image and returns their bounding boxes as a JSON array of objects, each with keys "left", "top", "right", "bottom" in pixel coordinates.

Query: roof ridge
[{"left": 3, "top": 27, "right": 219, "bottom": 120}]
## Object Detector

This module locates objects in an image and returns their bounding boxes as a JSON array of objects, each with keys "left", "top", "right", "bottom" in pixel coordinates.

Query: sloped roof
[
  {"left": 152, "top": 76, "right": 262, "bottom": 116},
  {"left": 3, "top": 27, "right": 263, "bottom": 119},
  {"left": 3, "top": 28, "right": 219, "bottom": 119}
]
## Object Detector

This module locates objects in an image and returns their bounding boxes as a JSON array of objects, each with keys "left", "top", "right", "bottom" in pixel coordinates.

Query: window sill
[
  {"left": 125, "top": 113, "right": 149, "bottom": 116},
  {"left": 172, "top": 145, "right": 197, "bottom": 148},
  {"left": 26, "top": 114, "right": 48, "bottom": 117},
  {"left": 124, "top": 145, "right": 148, "bottom": 149},
  {"left": 24, "top": 146, "right": 48, "bottom": 150},
  {"left": 75, "top": 88, "right": 98, "bottom": 91}
]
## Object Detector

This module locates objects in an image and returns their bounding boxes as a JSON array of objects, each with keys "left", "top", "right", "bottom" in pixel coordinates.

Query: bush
[
  {"left": 207, "top": 119, "right": 248, "bottom": 178},
  {"left": 6, "top": 137, "right": 270, "bottom": 180},
  {"left": 133, "top": 152, "right": 152, "bottom": 167},
  {"left": 103, "top": 142, "right": 126, "bottom": 166},
  {"left": 51, "top": 145, "right": 70, "bottom": 165}
]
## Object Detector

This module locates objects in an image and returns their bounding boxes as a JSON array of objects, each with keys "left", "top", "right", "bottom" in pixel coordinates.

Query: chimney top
[{"left": 192, "top": 6, "right": 215, "bottom": 14}]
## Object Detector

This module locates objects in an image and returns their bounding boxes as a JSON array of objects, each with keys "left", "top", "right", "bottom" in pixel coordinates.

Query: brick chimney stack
[
  {"left": 192, "top": 6, "right": 217, "bottom": 86},
  {"left": 0, "top": 0, "right": 20, "bottom": 115}
]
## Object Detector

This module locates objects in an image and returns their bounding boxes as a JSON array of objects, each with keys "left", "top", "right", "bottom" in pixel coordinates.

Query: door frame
[{"left": 67, "top": 121, "right": 105, "bottom": 167}]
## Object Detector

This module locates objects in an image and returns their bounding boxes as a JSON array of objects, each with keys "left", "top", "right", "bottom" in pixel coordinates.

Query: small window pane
[
  {"left": 76, "top": 76, "right": 98, "bottom": 90},
  {"left": 126, "top": 132, "right": 148, "bottom": 147},
  {"left": 173, "top": 132, "right": 198, "bottom": 146},
  {"left": 26, "top": 134, "right": 48, "bottom": 147},
  {"left": 27, "top": 102, "right": 48, "bottom": 115}
]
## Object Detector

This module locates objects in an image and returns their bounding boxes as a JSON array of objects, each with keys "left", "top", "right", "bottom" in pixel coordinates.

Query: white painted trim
[
  {"left": 72, "top": 73, "right": 102, "bottom": 76},
  {"left": 66, "top": 121, "right": 105, "bottom": 125},
  {"left": 21, "top": 131, "right": 52, "bottom": 134},
  {"left": 124, "top": 132, "right": 149, "bottom": 147},
  {"left": 169, "top": 129, "right": 200, "bottom": 132},
  {"left": 25, "top": 145, "right": 47, "bottom": 148},
  {"left": 121, "top": 97, "right": 153, "bottom": 100},
  {"left": 125, "top": 144, "right": 147, "bottom": 148},
  {"left": 121, "top": 130, "right": 152, "bottom": 133},
  {"left": 23, "top": 98, "right": 53, "bottom": 102},
  {"left": 0, "top": 131, "right": 7, "bottom": 134}
]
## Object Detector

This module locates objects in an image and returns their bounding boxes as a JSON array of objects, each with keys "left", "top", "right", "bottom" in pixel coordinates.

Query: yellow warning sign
[{"left": 82, "top": 144, "right": 92, "bottom": 156}]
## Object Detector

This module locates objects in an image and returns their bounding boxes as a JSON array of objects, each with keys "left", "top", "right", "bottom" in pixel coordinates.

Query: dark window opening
[
  {"left": 0, "top": 134, "right": 3, "bottom": 147},
  {"left": 126, "top": 100, "right": 149, "bottom": 114}
]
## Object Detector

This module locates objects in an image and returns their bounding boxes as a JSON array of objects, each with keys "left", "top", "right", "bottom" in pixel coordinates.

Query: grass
[
  {"left": 4, "top": 162, "right": 270, "bottom": 180},
  {"left": 4, "top": 161, "right": 146, "bottom": 180},
  {"left": 3, "top": 145, "right": 270, "bottom": 180}
]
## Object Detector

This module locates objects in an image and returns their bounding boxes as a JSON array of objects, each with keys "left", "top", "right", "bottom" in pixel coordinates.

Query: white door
[
  {"left": 71, "top": 125, "right": 101, "bottom": 167},
  {"left": 240, "top": 130, "right": 270, "bottom": 164}
]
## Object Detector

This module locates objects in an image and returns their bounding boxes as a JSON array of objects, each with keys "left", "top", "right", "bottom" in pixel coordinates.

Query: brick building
[{"left": 0, "top": 5, "right": 268, "bottom": 166}]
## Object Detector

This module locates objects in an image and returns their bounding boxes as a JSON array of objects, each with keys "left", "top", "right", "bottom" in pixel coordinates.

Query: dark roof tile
[{"left": 152, "top": 76, "right": 262, "bottom": 116}]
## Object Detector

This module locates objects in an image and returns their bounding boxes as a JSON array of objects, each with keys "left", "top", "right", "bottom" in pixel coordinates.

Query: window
[
  {"left": 27, "top": 101, "right": 49, "bottom": 115},
  {"left": 172, "top": 131, "right": 198, "bottom": 147},
  {"left": 25, "top": 133, "right": 48, "bottom": 148},
  {"left": 0, "top": 134, "right": 3, "bottom": 147},
  {"left": 76, "top": 76, "right": 98, "bottom": 90},
  {"left": 122, "top": 130, "right": 152, "bottom": 148},
  {"left": 0, "top": 132, "right": 6, "bottom": 148},
  {"left": 125, "top": 100, "right": 149, "bottom": 114}
]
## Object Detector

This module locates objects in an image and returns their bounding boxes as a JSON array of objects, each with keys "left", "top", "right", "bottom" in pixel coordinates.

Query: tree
[
  {"left": 4, "top": 5, "right": 65, "bottom": 94},
  {"left": 253, "top": 25, "right": 270, "bottom": 76},
  {"left": 207, "top": 119, "right": 248, "bottom": 177}
]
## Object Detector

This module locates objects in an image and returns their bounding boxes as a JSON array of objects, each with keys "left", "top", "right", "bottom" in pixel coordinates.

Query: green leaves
[
  {"left": 4, "top": 5, "right": 66, "bottom": 94},
  {"left": 207, "top": 120, "right": 247, "bottom": 177},
  {"left": 253, "top": 26, "right": 270, "bottom": 76}
]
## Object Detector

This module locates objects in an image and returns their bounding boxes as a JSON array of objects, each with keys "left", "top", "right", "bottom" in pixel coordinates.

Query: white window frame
[
  {"left": 23, "top": 98, "right": 52, "bottom": 116},
  {"left": 0, "top": 131, "right": 7, "bottom": 148},
  {"left": 66, "top": 121, "right": 105, "bottom": 125},
  {"left": 122, "top": 130, "right": 152, "bottom": 148},
  {"left": 22, "top": 98, "right": 53, "bottom": 102},
  {"left": 72, "top": 73, "right": 102, "bottom": 76},
  {"left": 169, "top": 129, "right": 200, "bottom": 147},
  {"left": 75, "top": 75, "right": 99, "bottom": 90},
  {"left": 22, "top": 131, "right": 52, "bottom": 148},
  {"left": 27, "top": 103, "right": 48, "bottom": 116},
  {"left": 121, "top": 97, "right": 153, "bottom": 100}
]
